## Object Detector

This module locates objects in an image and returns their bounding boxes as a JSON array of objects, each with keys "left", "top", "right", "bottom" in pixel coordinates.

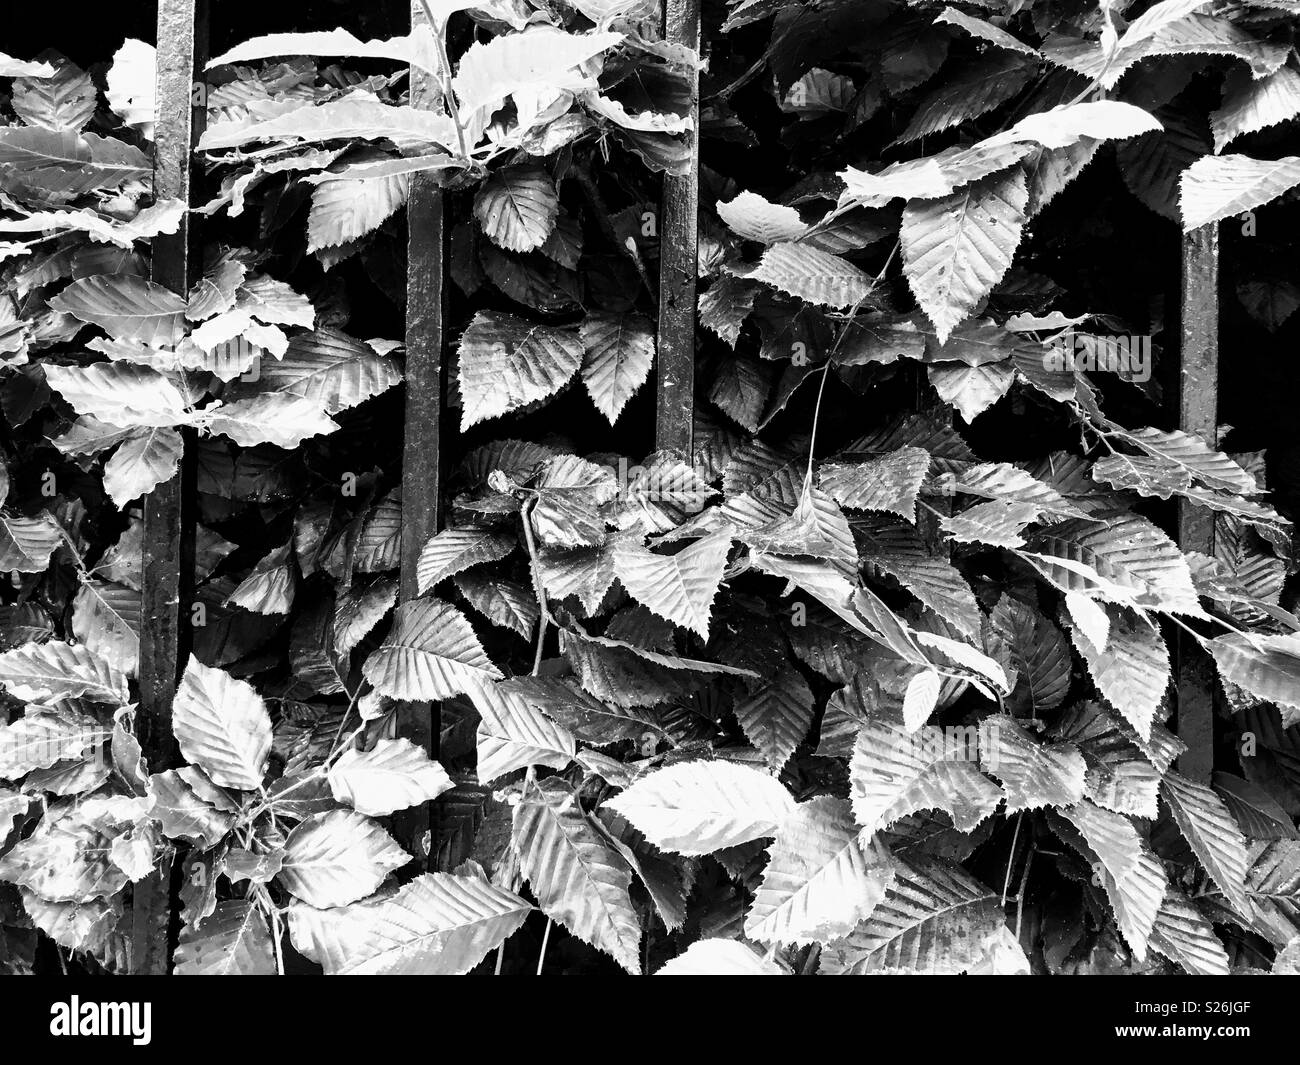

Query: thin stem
[
  {"left": 535, "top": 917, "right": 552, "bottom": 975},
  {"left": 494, "top": 943, "right": 505, "bottom": 975},
  {"left": 1014, "top": 845, "right": 1036, "bottom": 943},
  {"left": 417, "top": 0, "right": 469, "bottom": 160},
  {"left": 1001, "top": 811, "right": 1024, "bottom": 906},
  {"left": 521, "top": 498, "right": 551, "bottom": 675}
]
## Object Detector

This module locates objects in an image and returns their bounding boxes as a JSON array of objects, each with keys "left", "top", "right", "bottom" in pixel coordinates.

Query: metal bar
[
  {"left": 1174, "top": 222, "right": 1219, "bottom": 783},
  {"left": 654, "top": 0, "right": 701, "bottom": 456},
  {"left": 393, "top": 0, "right": 447, "bottom": 868},
  {"left": 133, "top": 0, "right": 207, "bottom": 975}
]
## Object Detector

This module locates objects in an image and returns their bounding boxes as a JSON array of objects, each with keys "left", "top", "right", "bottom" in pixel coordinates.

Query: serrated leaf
[
  {"left": 362, "top": 597, "right": 502, "bottom": 701},
  {"left": 43, "top": 363, "right": 188, "bottom": 427},
  {"left": 513, "top": 777, "right": 641, "bottom": 973},
  {"left": 821, "top": 853, "right": 1023, "bottom": 974},
  {"left": 102, "top": 427, "right": 183, "bottom": 508},
  {"left": 745, "top": 796, "right": 895, "bottom": 946},
  {"left": 898, "top": 54, "right": 1033, "bottom": 144},
  {"left": 416, "top": 526, "right": 514, "bottom": 594},
  {"left": 308, "top": 166, "right": 408, "bottom": 253},
  {"left": 204, "top": 395, "right": 338, "bottom": 448},
  {"left": 981, "top": 714, "right": 1085, "bottom": 812},
  {"left": 1208, "top": 633, "right": 1300, "bottom": 714},
  {"left": 850, "top": 711, "right": 1002, "bottom": 834},
  {"left": 1059, "top": 800, "right": 1167, "bottom": 961},
  {"left": 987, "top": 596, "right": 1071, "bottom": 713},
  {"left": 473, "top": 165, "right": 558, "bottom": 253},
  {"left": 1066, "top": 606, "right": 1169, "bottom": 741},
  {"left": 173, "top": 656, "right": 274, "bottom": 790},
  {"left": 456, "top": 311, "right": 582, "bottom": 430},
  {"left": 174, "top": 900, "right": 276, "bottom": 976},
  {"left": 287, "top": 872, "right": 531, "bottom": 975},
  {"left": 48, "top": 275, "right": 187, "bottom": 347},
  {"left": 453, "top": 572, "right": 538, "bottom": 639},
  {"left": 327, "top": 738, "right": 454, "bottom": 817},
  {"left": 71, "top": 579, "right": 140, "bottom": 676},
  {"left": 0, "top": 512, "right": 63, "bottom": 573},
  {"left": 465, "top": 679, "right": 577, "bottom": 783},
  {"left": 717, "top": 191, "right": 807, "bottom": 243},
  {"left": 749, "top": 242, "right": 873, "bottom": 310},
  {"left": 199, "top": 95, "right": 457, "bottom": 152},
  {"left": 607, "top": 759, "right": 796, "bottom": 856},
  {"left": 580, "top": 313, "right": 655, "bottom": 424},
  {"left": 225, "top": 329, "right": 402, "bottom": 414},
  {"left": 902, "top": 170, "right": 1028, "bottom": 344},
  {"left": 530, "top": 455, "right": 618, "bottom": 548},
  {"left": 0, "top": 706, "right": 109, "bottom": 780},
  {"left": 1180, "top": 153, "right": 1300, "bottom": 230},
  {"left": 734, "top": 670, "right": 814, "bottom": 769},
  {"left": 819, "top": 446, "right": 929, "bottom": 519},
  {"left": 332, "top": 578, "right": 398, "bottom": 656},
  {"left": 1161, "top": 769, "right": 1250, "bottom": 917},
  {"left": 1149, "top": 887, "right": 1230, "bottom": 976},
  {"left": 0, "top": 641, "right": 127, "bottom": 704},
  {"left": 612, "top": 531, "right": 730, "bottom": 639},
  {"left": 278, "top": 810, "right": 408, "bottom": 908},
  {"left": 928, "top": 361, "right": 1016, "bottom": 422},
  {"left": 12, "top": 57, "right": 96, "bottom": 132},
  {"left": 1211, "top": 64, "right": 1300, "bottom": 155}
]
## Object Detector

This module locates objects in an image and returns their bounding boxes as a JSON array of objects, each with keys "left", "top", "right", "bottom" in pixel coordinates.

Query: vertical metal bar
[
  {"left": 655, "top": 0, "right": 701, "bottom": 456},
  {"left": 394, "top": 0, "right": 446, "bottom": 867},
  {"left": 133, "top": 0, "right": 207, "bottom": 974},
  {"left": 1175, "top": 222, "right": 1219, "bottom": 783}
]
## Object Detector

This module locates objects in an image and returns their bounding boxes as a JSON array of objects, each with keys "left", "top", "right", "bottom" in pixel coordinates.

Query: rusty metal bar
[
  {"left": 393, "top": 0, "right": 447, "bottom": 867},
  {"left": 654, "top": 0, "right": 701, "bottom": 456},
  {"left": 133, "top": 0, "right": 208, "bottom": 974},
  {"left": 1174, "top": 222, "right": 1219, "bottom": 783}
]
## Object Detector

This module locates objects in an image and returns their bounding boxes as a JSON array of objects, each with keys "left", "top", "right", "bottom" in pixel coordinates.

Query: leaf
[
  {"left": 199, "top": 95, "right": 457, "bottom": 152},
  {"left": 307, "top": 168, "right": 409, "bottom": 253},
  {"left": 456, "top": 311, "right": 583, "bottom": 430},
  {"left": 42, "top": 363, "right": 188, "bottom": 427},
  {"left": 607, "top": 759, "right": 796, "bottom": 855},
  {"left": 902, "top": 170, "right": 1028, "bottom": 344},
  {"left": 1208, "top": 633, "right": 1300, "bottom": 714},
  {"left": 749, "top": 242, "right": 873, "bottom": 310},
  {"left": 0, "top": 512, "right": 63, "bottom": 573},
  {"left": 530, "top": 456, "right": 618, "bottom": 548},
  {"left": 928, "top": 361, "right": 1016, "bottom": 421},
  {"left": 1058, "top": 801, "right": 1167, "bottom": 961},
  {"left": 0, "top": 53, "right": 56, "bottom": 78},
  {"left": 225, "top": 542, "right": 294, "bottom": 615},
  {"left": 416, "top": 526, "right": 515, "bottom": 594},
  {"left": 745, "top": 796, "right": 895, "bottom": 946},
  {"left": 980, "top": 714, "right": 1086, "bottom": 812},
  {"left": 1211, "top": 64, "right": 1300, "bottom": 155},
  {"left": 513, "top": 777, "right": 641, "bottom": 973},
  {"left": 173, "top": 656, "right": 273, "bottom": 790},
  {"left": 102, "top": 427, "right": 183, "bottom": 508},
  {"left": 147, "top": 766, "right": 238, "bottom": 847},
  {"left": 278, "top": 810, "right": 408, "bottom": 908},
  {"left": 0, "top": 128, "right": 149, "bottom": 200},
  {"left": 0, "top": 706, "right": 109, "bottom": 779},
  {"left": 580, "top": 313, "right": 655, "bottom": 424},
  {"left": 105, "top": 39, "right": 154, "bottom": 138},
  {"left": 48, "top": 275, "right": 187, "bottom": 347},
  {"left": 850, "top": 711, "right": 1002, "bottom": 834},
  {"left": 733, "top": 670, "right": 815, "bottom": 769},
  {"left": 12, "top": 57, "right": 97, "bottom": 132},
  {"left": 656, "top": 938, "right": 784, "bottom": 974},
  {"left": 333, "top": 579, "right": 399, "bottom": 656},
  {"left": 205, "top": 395, "right": 338, "bottom": 449},
  {"left": 1161, "top": 770, "right": 1251, "bottom": 917},
  {"left": 898, "top": 54, "right": 1033, "bottom": 144},
  {"left": 717, "top": 191, "right": 807, "bottom": 244},
  {"left": 818, "top": 446, "right": 930, "bottom": 519},
  {"left": 1066, "top": 606, "right": 1169, "bottom": 741},
  {"left": 207, "top": 27, "right": 443, "bottom": 75},
  {"left": 71, "top": 579, "right": 140, "bottom": 676},
  {"left": 362, "top": 597, "right": 502, "bottom": 701},
  {"left": 287, "top": 872, "right": 531, "bottom": 975},
  {"left": 987, "top": 596, "right": 1072, "bottom": 713},
  {"left": 0, "top": 641, "right": 127, "bottom": 704},
  {"left": 174, "top": 900, "right": 276, "bottom": 976},
  {"left": 612, "top": 531, "right": 731, "bottom": 639},
  {"left": 473, "top": 165, "right": 558, "bottom": 253},
  {"left": 454, "top": 572, "right": 538, "bottom": 640},
  {"left": 1148, "top": 887, "right": 1230, "bottom": 976},
  {"left": 821, "top": 853, "right": 1023, "bottom": 974},
  {"left": 328, "top": 738, "right": 454, "bottom": 817},
  {"left": 465, "top": 679, "right": 577, "bottom": 783},
  {"left": 1180, "top": 153, "right": 1300, "bottom": 230},
  {"left": 935, "top": 7, "right": 1038, "bottom": 57},
  {"left": 451, "top": 28, "right": 623, "bottom": 120}
]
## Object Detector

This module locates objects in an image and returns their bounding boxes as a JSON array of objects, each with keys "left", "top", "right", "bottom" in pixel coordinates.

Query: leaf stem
[{"left": 416, "top": 0, "right": 469, "bottom": 160}]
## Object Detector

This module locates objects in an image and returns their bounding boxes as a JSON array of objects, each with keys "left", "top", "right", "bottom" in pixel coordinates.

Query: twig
[
  {"left": 417, "top": 0, "right": 469, "bottom": 159},
  {"left": 536, "top": 917, "right": 552, "bottom": 975},
  {"left": 521, "top": 498, "right": 551, "bottom": 675},
  {"left": 1001, "top": 811, "right": 1024, "bottom": 906},
  {"left": 1015, "top": 845, "right": 1036, "bottom": 943}
]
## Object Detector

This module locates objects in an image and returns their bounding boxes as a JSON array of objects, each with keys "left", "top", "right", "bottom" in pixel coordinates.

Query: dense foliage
[{"left": 1, "top": 0, "right": 1300, "bottom": 976}]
